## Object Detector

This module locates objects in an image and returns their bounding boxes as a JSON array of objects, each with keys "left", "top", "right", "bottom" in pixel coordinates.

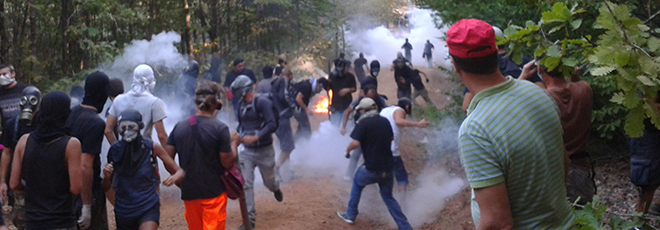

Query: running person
[
  {"left": 380, "top": 98, "right": 429, "bottom": 189},
  {"left": 166, "top": 82, "right": 240, "bottom": 229},
  {"left": 336, "top": 97, "right": 412, "bottom": 230},
  {"left": 292, "top": 78, "right": 328, "bottom": 141},
  {"left": 231, "top": 75, "right": 283, "bottom": 229},
  {"left": 353, "top": 53, "right": 368, "bottom": 83},
  {"left": 401, "top": 38, "right": 413, "bottom": 62},
  {"left": 103, "top": 109, "right": 185, "bottom": 230},
  {"left": 423, "top": 40, "right": 434, "bottom": 69}
]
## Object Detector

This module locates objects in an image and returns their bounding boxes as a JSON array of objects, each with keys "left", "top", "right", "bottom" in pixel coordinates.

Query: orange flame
[{"left": 314, "top": 90, "right": 332, "bottom": 114}]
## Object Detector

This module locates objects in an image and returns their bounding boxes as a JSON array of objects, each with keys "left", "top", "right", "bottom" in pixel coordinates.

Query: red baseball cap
[{"left": 446, "top": 19, "right": 497, "bottom": 58}]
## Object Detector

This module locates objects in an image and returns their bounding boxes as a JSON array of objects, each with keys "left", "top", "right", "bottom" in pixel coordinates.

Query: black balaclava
[
  {"left": 82, "top": 71, "right": 109, "bottom": 113},
  {"left": 370, "top": 60, "right": 380, "bottom": 78},
  {"left": 109, "top": 109, "right": 147, "bottom": 176},
  {"left": 184, "top": 60, "right": 200, "bottom": 78},
  {"left": 31, "top": 91, "right": 71, "bottom": 143},
  {"left": 19, "top": 86, "right": 41, "bottom": 125}
]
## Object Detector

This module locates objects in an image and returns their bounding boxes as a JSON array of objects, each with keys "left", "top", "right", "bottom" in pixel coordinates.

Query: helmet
[
  {"left": 230, "top": 75, "right": 253, "bottom": 98},
  {"left": 492, "top": 26, "right": 504, "bottom": 38}
]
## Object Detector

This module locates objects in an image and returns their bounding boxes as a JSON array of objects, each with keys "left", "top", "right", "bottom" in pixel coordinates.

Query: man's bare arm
[
  {"left": 66, "top": 138, "right": 83, "bottom": 196},
  {"left": 104, "top": 115, "right": 118, "bottom": 145},
  {"left": 9, "top": 135, "right": 27, "bottom": 191},
  {"left": 0, "top": 147, "right": 13, "bottom": 201},
  {"left": 80, "top": 154, "right": 94, "bottom": 205},
  {"left": 474, "top": 183, "right": 514, "bottom": 230},
  {"left": 154, "top": 120, "right": 168, "bottom": 146}
]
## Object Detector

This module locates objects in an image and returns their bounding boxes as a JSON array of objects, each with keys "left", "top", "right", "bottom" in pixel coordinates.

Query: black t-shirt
[
  {"left": 410, "top": 69, "right": 425, "bottom": 90},
  {"left": 0, "top": 82, "right": 28, "bottom": 128},
  {"left": 350, "top": 116, "right": 394, "bottom": 172},
  {"left": 0, "top": 115, "right": 36, "bottom": 150},
  {"left": 224, "top": 69, "right": 257, "bottom": 88},
  {"left": 354, "top": 58, "right": 367, "bottom": 72},
  {"left": 167, "top": 116, "right": 231, "bottom": 200},
  {"left": 360, "top": 77, "right": 378, "bottom": 92},
  {"left": 294, "top": 80, "right": 313, "bottom": 106},
  {"left": 65, "top": 106, "right": 106, "bottom": 189},
  {"left": 329, "top": 72, "right": 356, "bottom": 111}
]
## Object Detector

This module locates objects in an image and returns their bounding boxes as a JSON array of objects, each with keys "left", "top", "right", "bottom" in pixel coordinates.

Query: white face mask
[
  {"left": 147, "top": 80, "right": 156, "bottom": 92},
  {"left": 119, "top": 121, "right": 140, "bottom": 142},
  {"left": 0, "top": 73, "right": 15, "bottom": 86}
]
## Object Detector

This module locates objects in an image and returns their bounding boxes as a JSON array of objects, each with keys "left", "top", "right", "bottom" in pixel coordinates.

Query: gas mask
[
  {"left": 0, "top": 73, "right": 15, "bottom": 86},
  {"left": 19, "top": 86, "right": 41, "bottom": 124},
  {"left": 118, "top": 120, "right": 141, "bottom": 142},
  {"left": 147, "top": 79, "right": 156, "bottom": 92},
  {"left": 371, "top": 68, "right": 380, "bottom": 78}
]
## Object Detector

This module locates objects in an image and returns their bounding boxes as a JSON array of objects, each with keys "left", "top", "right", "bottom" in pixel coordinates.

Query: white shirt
[{"left": 380, "top": 106, "right": 403, "bottom": 157}]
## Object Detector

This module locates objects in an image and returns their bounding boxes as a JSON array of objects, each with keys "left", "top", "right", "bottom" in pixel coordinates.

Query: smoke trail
[{"left": 345, "top": 8, "right": 452, "bottom": 69}]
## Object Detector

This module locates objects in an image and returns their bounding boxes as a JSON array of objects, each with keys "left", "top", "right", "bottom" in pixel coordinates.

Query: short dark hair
[
  {"left": 108, "top": 78, "right": 125, "bottom": 97},
  {"left": 262, "top": 66, "right": 274, "bottom": 79},
  {"left": 0, "top": 64, "right": 15, "bottom": 72},
  {"left": 450, "top": 52, "right": 499, "bottom": 75},
  {"left": 364, "top": 84, "right": 377, "bottom": 95},
  {"left": 278, "top": 59, "right": 285, "bottom": 65},
  {"left": 316, "top": 78, "right": 329, "bottom": 91}
]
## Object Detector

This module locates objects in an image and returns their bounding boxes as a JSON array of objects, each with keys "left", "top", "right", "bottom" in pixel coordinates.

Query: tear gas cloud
[{"left": 345, "top": 8, "right": 452, "bottom": 69}]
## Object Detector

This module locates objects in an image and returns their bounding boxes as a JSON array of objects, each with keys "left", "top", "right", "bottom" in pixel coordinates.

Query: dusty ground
[{"left": 106, "top": 66, "right": 478, "bottom": 229}]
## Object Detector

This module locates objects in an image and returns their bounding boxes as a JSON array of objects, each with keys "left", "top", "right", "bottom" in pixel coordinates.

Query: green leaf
[
  {"left": 562, "top": 57, "right": 579, "bottom": 67},
  {"left": 637, "top": 75, "right": 655, "bottom": 86},
  {"left": 591, "top": 67, "right": 616, "bottom": 76},
  {"left": 547, "top": 45, "right": 562, "bottom": 57},
  {"left": 648, "top": 37, "right": 660, "bottom": 52},
  {"left": 611, "top": 92, "right": 625, "bottom": 104},
  {"left": 571, "top": 19, "right": 582, "bottom": 30},
  {"left": 615, "top": 52, "right": 630, "bottom": 66},
  {"left": 525, "top": 20, "right": 535, "bottom": 28}
]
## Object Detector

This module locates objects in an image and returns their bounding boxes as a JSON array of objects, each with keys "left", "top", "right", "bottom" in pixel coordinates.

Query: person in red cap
[{"left": 447, "top": 19, "right": 574, "bottom": 229}]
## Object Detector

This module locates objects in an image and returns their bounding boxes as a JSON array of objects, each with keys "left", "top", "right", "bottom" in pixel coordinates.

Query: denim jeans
[{"left": 345, "top": 165, "right": 412, "bottom": 230}]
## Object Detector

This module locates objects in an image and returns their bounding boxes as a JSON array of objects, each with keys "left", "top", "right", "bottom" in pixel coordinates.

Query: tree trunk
[
  {"left": 183, "top": 0, "right": 192, "bottom": 55},
  {"left": 0, "top": 0, "right": 7, "bottom": 62},
  {"left": 209, "top": 0, "right": 219, "bottom": 52},
  {"left": 60, "top": 0, "right": 69, "bottom": 73}
]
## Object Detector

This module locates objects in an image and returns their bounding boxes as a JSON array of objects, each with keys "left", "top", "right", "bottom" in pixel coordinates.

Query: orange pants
[{"left": 184, "top": 193, "right": 228, "bottom": 230}]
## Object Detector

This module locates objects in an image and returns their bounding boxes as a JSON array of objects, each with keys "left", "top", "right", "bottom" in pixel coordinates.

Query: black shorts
[{"left": 115, "top": 203, "right": 160, "bottom": 230}]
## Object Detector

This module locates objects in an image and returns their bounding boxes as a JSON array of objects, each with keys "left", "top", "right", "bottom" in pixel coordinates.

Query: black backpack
[{"left": 253, "top": 95, "right": 280, "bottom": 130}]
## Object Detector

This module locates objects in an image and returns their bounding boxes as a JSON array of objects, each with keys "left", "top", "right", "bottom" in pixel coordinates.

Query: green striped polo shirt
[{"left": 459, "top": 77, "right": 574, "bottom": 229}]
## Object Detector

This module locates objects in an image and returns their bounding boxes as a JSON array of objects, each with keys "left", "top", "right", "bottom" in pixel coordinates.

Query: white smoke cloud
[{"left": 345, "top": 8, "right": 451, "bottom": 69}]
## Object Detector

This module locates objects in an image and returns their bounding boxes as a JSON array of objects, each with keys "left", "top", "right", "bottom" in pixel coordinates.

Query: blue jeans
[{"left": 346, "top": 165, "right": 412, "bottom": 230}]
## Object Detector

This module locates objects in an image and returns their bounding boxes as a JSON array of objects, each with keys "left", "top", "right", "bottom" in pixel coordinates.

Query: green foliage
[{"left": 573, "top": 196, "right": 642, "bottom": 229}]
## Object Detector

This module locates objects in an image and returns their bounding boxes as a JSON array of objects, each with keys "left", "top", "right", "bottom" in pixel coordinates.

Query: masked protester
[
  {"left": 165, "top": 82, "right": 240, "bottom": 229},
  {"left": 360, "top": 60, "right": 380, "bottom": 94},
  {"left": 175, "top": 60, "right": 200, "bottom": 116},
  {"left": 223, "top": 58, "right": 257, "bottom": 117},
  {"left": 292, "top": 77, "right": 328, "bottom": 141},
  {"left": 10, "top": 91, "right": 82, "bottom": 230},
  {"left": 105, "top": 64, "right": 168, "bottom": 146},
  {"left": 391, "top": 53, "right": 413, "bottom": 99},
  {"left": 0, "top": 64, "right": 29, "bottom": 131},
  {"left": 0, "top": 86, "right": 41, "bottom": 230},
  {"left": 102, "top": 109, "right": 184, "bottom": 230},
  {"left": 231, "top": 75, "right": 283, "bottom": 230},
  {"left": 328, "top": 60, "right": 357, "bottom": 127},
  {"left": 65, "top": 71, "right": 110, "bottom": 230},
  {"left": 353, "top": 53, "right": 368, "bottom": 83}
]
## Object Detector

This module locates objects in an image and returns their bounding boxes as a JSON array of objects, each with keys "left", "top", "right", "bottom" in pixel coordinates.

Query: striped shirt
[{"left": 459, "top": 77, "right": 574, "bottom": 229}]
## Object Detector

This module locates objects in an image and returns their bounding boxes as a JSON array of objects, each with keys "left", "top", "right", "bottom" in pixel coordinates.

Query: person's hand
[
  {"left": 241, "top": 135, "right": 259, "bottom": 145},
  {"left": 163, "top": 170, "right": 185, "bottom": 186},
  {"left": 339, "top": 88, "right": 352, "bottom": 97},
  {"left": 78, "top": 204, "right": 92, "bottom": 230},
  {"left": 340, "top": 127, "right": 347, "bottom": 135},
  {"left": 230, "top": 131, "right": 241, "bottom": 146},
  {"left": 519, "top": 61, "right": 537, "bottom": 80},
  {"left": 345, "top": 151, "right": 351, "bottom": 159},
  {"left": 103, "top": 163, "right": 114, "bottom": 179},
  {"left": 0, "top": 183, "right": 8, "bottom": 203},
  {"left": 418, "top": 118, "right": 430, "bottom": 128}
]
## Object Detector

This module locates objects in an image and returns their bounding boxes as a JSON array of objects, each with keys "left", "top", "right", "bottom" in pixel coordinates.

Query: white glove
[{"left": 78, "top": 204, "right": 92, "bottom": 230}]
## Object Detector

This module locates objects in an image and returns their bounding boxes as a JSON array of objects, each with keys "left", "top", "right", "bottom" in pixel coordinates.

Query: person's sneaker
[
  {"left": 274, "top": 190, "right": 283, "bottom": 202},
  {"left": 236, "top": 222, "right": 255, "bottom": 230},
  {"left": 336, "top": 211, "right": 354, "bottom": 224}
]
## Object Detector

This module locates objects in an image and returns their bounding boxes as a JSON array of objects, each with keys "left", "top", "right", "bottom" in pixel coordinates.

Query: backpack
[
  {"left": 238, "top": 95, "right": 280, "bottom": 131},
  {"left": 271, "top": 78, "right": 298, "bottom": 118}
]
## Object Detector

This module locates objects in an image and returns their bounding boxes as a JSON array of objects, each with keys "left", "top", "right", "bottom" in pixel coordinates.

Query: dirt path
[{"left": 107, "top": 66, "right": 474, "bottom": 229}]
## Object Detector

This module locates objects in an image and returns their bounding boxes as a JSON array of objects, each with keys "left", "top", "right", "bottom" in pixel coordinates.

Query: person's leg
[
  {"left": 199, "top": 194, "right": 228, "bottom": 230},
  {"left": 330, "top": 110, "right": 344, "bottom": 127},
  {"left": 392, "top": 156, "right": 409, "bottom": 188},
  {"left": 90, "top": 187, "right": 109, "bottom": 230},
  {"left": 411, "top": 89, "right": 421, "bottom": 106},
  {"left": 344, "top": 147, "right": 362, "bottom": 180},
  {"left": 637, "top": 185, "right": 658, "bottom": 213},
  {"left": 293, "top": 112, "right": 312, "bottom": 141},
  {"left": 345, "top": 166, "right": 376, "bottom": 220},
  {"left": 12, "top": 191, "right": 24, "bottom": 230},
  {"left": 184, "top": 199, "right": 204, "bottom": 229},
  {"left": 239, "top": 149, "right": 258, "bottom": 223},
  {"left": 137, "top": 202, "right": 160, "bottom": 230},
  {"left": 115, "top": 212, "right": 140, "bottom": 230},
  {"left": 420, "top": 89, "right": 436, "bottom": 108},
  {"left": 275, "top": 118, "right": 295, "bottom": 171},
  {"left": 377, "top": 171, "right": 412, "bottom": 230},
  {"left": 256, "top": 146, "right": 281, "bottom": 194}
]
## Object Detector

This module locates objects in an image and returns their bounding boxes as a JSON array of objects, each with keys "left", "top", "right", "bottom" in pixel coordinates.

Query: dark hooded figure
[
  {"left": 177, "top": 61, "right": 200, "bottom": 116},
  {"left": 103, "top": 109, "right": 184, "bottom": 230},
  {"left": 65, "top": 71, "right": 110, "bottom": 230},
  {"left": 10, "top": 91, "right": 82, "bottom": 230}
]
